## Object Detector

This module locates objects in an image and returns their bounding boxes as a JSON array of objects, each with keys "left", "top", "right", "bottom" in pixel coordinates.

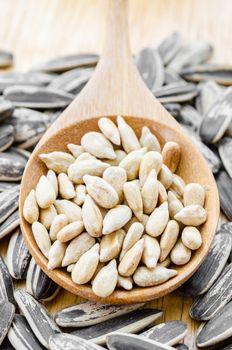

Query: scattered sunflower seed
[
  {"left": 158, "top": 32, "right": 182, "bottom": 65},
  {"left": 0, "top": 125, "right": 14, "bottom": 152},
  {"left": 7, "top": 314, "right": 44, "bottom": 350},
  {"left": 174, "top": 345, "right": 189, "bottom": 350},
  {"left": 0, "top": 50, "right": 13, "bottom": 68},
  {"left": 49, "top": 333, "right": 105, "bottom": 350},
  {"left": 71, "top": 309, "right": 162, "bottom": 345},
  {"left": 0, "top": 182, "right": 18, "bottom": 192},
  {"left": 0, "top": 209, "right": 20, "bottom": 240},
  {"left": 26, "top": 258, "right": 60, "bottom": 301},
  {"left": 0, "top": 300, "right": 15, "bottom": 346},
  {"left": 164, "top": 69, "right": 185, "bottom": 85},
  {"left": 153, "top": 82, "right": 198, "bottom": 103},
  {"left": 163, "top": 103, "right": 181, "bottom": 117},
  {"left": 179, "top": 105, "right": 202, "bottom": 131},
  {"left": 7, "top": 229, "right": 31, "bottom": 279},
  {"left": 216, "top": 171, "right": 232, "bottom": 220},
  {"left": 181, "top": 64, "right": 232, "bottom": 85},
  {"left": 14, "top": 289, "right": 61, "bottom": 349},
  {"left": 0, "top": 186, "right": 20, "bottom": 224},
  {"left": 54, "top": 300, "right": 143, "bottom": 328},
  {"left": 0, "top": 255, "right": 15, "bottom": 305},
  {"left": 195, "top": 80, "right": 222, "bottom": 115},
  {"left": 0, "top": 100, "right": 14, "bottom": 123},
  {"left": 218, "top": 137, "right": 232, "bottom": 178},
  {"left": 0, "top": 149, "right": 27, "bottom": 181}
]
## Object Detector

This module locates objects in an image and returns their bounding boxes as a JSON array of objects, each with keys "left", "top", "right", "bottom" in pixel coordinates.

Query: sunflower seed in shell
[
  {"left": 181, "top": 64, "right": 232, "bottom": 85},
  {"left": 140, "top": 126, "right": 161, "bottom": 152},
  {"left": 179, "top": 105, "right": 202, "bottom": 131},
  {"left": 117, "top": 116, "right": 141, "bottom": 153},
  {"left": 219, "top": 137, "right": 232, "bottom": 178},
  {"left": 190, "top": 262, "right": 232, "bottom": 321},
  {"left": 7, "top": 314, "right": 44, "bottom": 350},
  {"left": 34, "top": 53, "right": 98, "bottom": 73},
  {"left": 141, "top": 320, "right": 188, "bottom": 346},
  {"left": 174, "top": 345, "right": 189, "bottom": 350},
  {"left": 164, "top": 69, "right": 185, "bottom": 85},
  {"left": 55, "top": 301, "right": 143, "bottom": 328},
  {"left": 216, "top": 171, "right": 232, "bottom": 220},
  {"left": 136, "top": 48, "right": 164, "bottom": 89},
  {"left": 81, "top": 131, "right": 116, "bottom": 160},
  {"left": 7, "top": 229, "right": 31, "bottom": 279},
  {"left": 119, "top": 147, "right": 147, "bottom": 180},
  {"left": 196, "top": 80, "right": 222, "bottom": 115},
  {"left": 146, "top": 202, "right": 169, "bottom": 237},
  {"left": 0, "top": 125, "right": 14, "bottom": 152},
  {"left": 0, "top": 209, "right": 19, "bottom": 240},
  {"left": 153, "top": 82, "right": 198, "bottom": 103},
  {"left": 26, "top": 258, "right": 59, "bottom": 301},
  {"left": 107, "top": 332, "right": 175, "bottom": 350},
  {"left": 0, "top": 300, "right": 15, "bottom": 346},
  {"left": 102, "top": 205, "right": 132, "bottom": 235},
  {"left": 180, "top": 233, "right": 232, "bottom": 297},
  {"left": 0, "top": 186, "right": 19, "bottom": 224},
  {"left": 200, "top": 87, "right": 232, "bottom": 144},
  {"left": 167, "top": 41, "right": 213, "bottom": 72},
  {"left": 4, "top": 85, "right": 74, "bottom": 109},
  {"left": 98, "top": 118, "right": 121, "bottom": 145},
  {"left": 100, "top": 229, "right": 125, "bottom": 262},
  {"left": 0, "top": 149, "right": 27, "bottom": 181},
  {"left": 133, "top": 266, "right": 177, "bottom": 287},
  {"left": 40, "top": 151, "right": 75, "bottom": 174},
  {"left": 0, "top": 181, "right": 18, "bottom": 192},
  {"left": 50, "top": 333, "right": 106, "bottom": 350},
  {"left": 54, "top": 199, "right": 82, "bottom": 222},
  {"left": 0, "top": 255, "right": 15, "bottom": 305},
  {"left": 196, "top": 300, "right": 232, "bottom": 348},
  {"left": 14, "top": 289, "right": 60, "bottom": 348},
  {"left": 158, "top": 32, "right": 182, "bottom": 65},
  {"left": 31, "top": 222, "right": 51, "bottom": 258},
  {"left": 62, "top": 232, "right": 95, "bottom": 267},
  {"left": 68, "top": 158, "right": 109, "bottom": 184},
  {"left": 71, "top": 308, "right": 162, "bottom": 345},
  {"left": 49, "top": 67, "right": 94, "bottom": 94},
  {"left": 0, "top": 100, "right": 14, "bottom": 123}
]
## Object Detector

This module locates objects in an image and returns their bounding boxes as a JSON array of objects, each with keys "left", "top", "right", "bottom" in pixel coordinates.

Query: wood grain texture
[{"left": 0, "top": 0, "right": 231, "bottom": 349}]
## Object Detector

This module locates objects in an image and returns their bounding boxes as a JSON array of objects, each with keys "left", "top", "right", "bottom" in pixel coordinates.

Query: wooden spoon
[{"left": 19, "top": 0, "right": 219, "bottom": 303}]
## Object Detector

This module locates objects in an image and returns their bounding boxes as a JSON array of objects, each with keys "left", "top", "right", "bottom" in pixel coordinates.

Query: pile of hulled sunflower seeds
[{"left": 0, "top": 31, "right": 232, "bottom": 349}]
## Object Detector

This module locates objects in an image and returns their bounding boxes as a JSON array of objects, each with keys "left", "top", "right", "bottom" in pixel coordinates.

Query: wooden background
[{"left": 0, "top": 0, "right": 231, "bottom": 349}]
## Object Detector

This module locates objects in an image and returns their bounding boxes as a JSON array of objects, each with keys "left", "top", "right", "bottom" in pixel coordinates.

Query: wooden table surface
[{"left": 0, "top": 1, "right": 231, "bottom": 349}]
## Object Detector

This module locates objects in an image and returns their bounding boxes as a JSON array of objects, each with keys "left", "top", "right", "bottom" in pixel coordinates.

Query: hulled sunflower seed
[
  {"left": 82, "top": 195, "right": 102, "bottom": 237},
  {"left": 0, "top": 186, "right": 19, "bottom": 224},
  {"left": 35, "top": 175, "right": 56, "bottom": 208},
  {"left": 117, "top": 275, "right": 133, "bottom": 290},
  {"left": 119, "top": 147, "right": 147, "bottom": 180},
  {"left": 136, "top": 48, "right": 164, "bottom": 89},
  {"left": 162, "top": 141, "right": 180, "bottom": 173},
  {"left": 0, "top": 100, "right": 14, "bottom": 123},
  {"left": 141, "top": 169, "right": 159, "bottom": 214},
  {"left": 0, "top": 255, "right": 15, "bottom": 305},
  {"left": 0, "top": 125, "right": 14, "bottom": 152},
  {"left": 139, "top": 151, "right": 162, "bottom": 186},
  {"left": 167, "top": 191, "right": 183, "bottom": 218},
  {"left": 181, "top": 226, "right": 202, "bottom": 250},
  {"left": 0, "top": 209, "right": 19, "bottom": 239},
  {"left": 48, "top": 240, "right": 66, "bottom": 270},
  {"left": 106, "top": 333, "right": 175, "bottom": 350},
  {"left": 92, "top": 259, "right": 118, "bottom": 297},
  {"left": 98, "top": 118, "right": 121, "bottom": 145},
  {"left": 49, "top": 214, "right": 68, "bottom": 241},
  {"left": 100, "top": 229, "right": 125, "bottom": 263},
  {"left": 196, "top": 300, "right": 232, "bottom": 348},
  {"left": 81, "top": 132, "right": 116, "bottom": 160},
  {"left": 103, "top": 205, "right": 132, "bottom": 235},
  {"left": 14, "top": 289, "right": 60, "bottom": 348},
  {"left": 54, "top": 199, "right": 82, "bottom": 222},
  {"left": 73, "top": 184, "right": 86, "bottom": 206},
  {"left": 0, "top": 300, "right": 15, "bottom": 346},
  {"left": 23, "top": 190, "right": 39, "bottom": 224},
  {"left": 160, "top": 220, "right": 179, "bottom": 262},
  {"left": 106, "top": 149, "right": 127, "bottom": 166},
  {"left": 67, "top": 144, "right": 84, "bottom": 158},
  {"left": 146, "top": 202, "right": 169, "bottom": 237},
  {"left": 39, "top": 205, "right": 57, "bottom": 229},
  {"left": 56, "top": 220, "right": 84, "bottom": 242},
  {"left": 120, "top": 222, "right": 144, "bottom": 260},
  {"left": 62, "top": 232, "right": 95, "bottom": 266},
  {"left": 7, "top": 314, "right": 44, "bottom": 350},
  {"left": 133, "top": 266, "right": 177, "bottom": 287},
  {"left": 40, "top": 151, "right": 75, "bottom": 173},
  {"left": 219, "top": 137, "right": 232, "bottom": 178},
  {"left": 57, "top": 173, "right": 75, "bottom": 199},
  {"left": 117, "top": 116, "right": 141, "bottom": 153},
  {"left": 7, "top": 229, "right": 31, "bottom": 279},
  {"left": 181, "top": 64, "right": 232, "bottom": 85},
  {"left": 158, "top": 165, "right": 173, "bottom": 189},
  {"left": 54, "top": 301, "right": 143, "bottom": 328},
  {"left": 153, "top": 82, "right": 198, "bottom": 103},
  {"left": 216, "top": 171, "right": 232, "bottom": 220},
  {"left": 180, "top": 232, "right": 232, "bottom": 297},
  {"left": 0, "top": 149, "right": 27, "bottom": 181},
  {"left": 142, "top": 235, "right": 160, "bottom": 268},
  {"left": 140, "top": 126, "right": 161, "bottom": 152},
  {"left": 68, "top": 158, "right": 109, "bottom": 184},
  {"left": 123, "top": 181, "right": 143, "bottom": 221},
  {"left": 4, "top": 85, "right": 74, "bottom": 109},
  {"left": 103, "top": 166, "right": 127, "bottom": 202},
  {"left": 183, "top": 183, "right": 205, "bottom": 207},
  {"left": 170, "top": 239, "right": 191, "bottom": 265},
  {"left": 174, "top": 205, "right": 207, "bottom": 226},
  {"left": 31, "top": 222, "right": 51, "bottom": 258},
  {"left": 141, "top": 320, "right": 188, "bottom": 346},
  {"left": 26, "top": 258, "right": 60, "bottom": 301},
  {"left": 190, "top": 262, "right": 232, "bottom": 321},
  {"left": 71, "top": 309, "right": 162, "bottom": 345},
  {"left": 158, "top": 32, "right": 182, "bottom": 65},
  {"left": 118, "top": 238, "right": 144, "bottom": 277}
]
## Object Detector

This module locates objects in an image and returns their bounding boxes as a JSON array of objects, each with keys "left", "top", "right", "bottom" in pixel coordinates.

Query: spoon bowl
[{"left": 19, "top": 0, "right": 219, "bottom": 303}]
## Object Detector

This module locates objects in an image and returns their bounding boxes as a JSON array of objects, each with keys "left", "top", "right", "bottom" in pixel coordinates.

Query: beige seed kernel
[
  {"left": 182, "top": 226, "right": 202, "bottom": 250},
  {"left": 92, "top": 259, "right": 118, "bottom": 297},
  {"left": 81, "top": 131, "right": 116, "bottom": 159},
  {"left": 170, "top": 174, "right": 185, "bottom": 198},
  {"left": 39, "top": 205, "right": 57, "bottom": 229},
  {"left": 98, "top": 117, "right": 121, "bottom": 145},
  {"left": 73, "top": 184, "right": 86, "bottom": 206},
  {"left": 133, "top": 266, "right": 177, "bottom": 287},
  {"left": 100, "top": 229, "right": 125, "bottom": 262},
  {"left": 36, "top": 175, "right": 56, "bottom": 209},
  {"left": 171, "top": 239, "right": 191, "bottom": 265},
  {"left": 118, "top": 238, "right": 144, "bottom": 277},
  {"left": 123, "top": 216, "right": 139, "bottom": 232},
  {"left": 68, "top": 159, "right": 109, "bottom": 184},
  {"left": 123, "top": 181, "right": 143, "bottom": 221},
  {"left": 117, "top": 275, "right": 133, "bottom": 290},
  {"left": 103, "top": 205, "right": 132, "bottom": 235},
  {"left": 119, "top": 147, "right": 147, "bottom": 180},
  {"left": 106, "top": 150, "right": 127, "bottom": 166},
  {"left": 103, "top": 166, "right": 127, "bottom": 202},
  {"left": 142, "top": 214, "right": 149, "bottom": 227},
  {"left": 54, "top": 199, "right": 82, "bottom": 223},
  {"left": 146, "top": 202, "right": 169, "bottom": 237},
  {"left": 160, "top": 220, "right": 179, "bottom": 262},
  {"left": 62, "top": 232, "right": 95, "bottom": 266},
  {"left": 141, "top": 170, "right": 159, "bottom": 214},
  {"left": 72, "top": 243, "right": 100, "bottom": 284},
  {"left": 168, "top": 191, "right": 184, "bottom": 218},
  {"left": 23, "top": 189, "right": 39, "bottom": 224},
  {"left": 139, "top": 151, "right": 163, "bottom": 186},
  {"left": 67, "top": 264, "right": 75, "bottom": 273},
  {"left": 32, "top": 221, "right": 51, "bottom": 258},
  {"left": 140, "top": 126, "right": 161, "bottom": 152},
  {"left": 158, "top": 256, "right": 171, "bottom": 268},
  {"left": 158, "top": 181, "right": 168, "bottom": 204},
  {"left": 142, "top": 235, "right": 160, "bottom": 268},
  {"left": 120, "top": 222, "right": 144, "bottom": 261},
  {"left": 49, "top": 214, "right": 68, "bottom": 241},
  {"left": 57, "top": 220, "right": 84, "bottom": 242},
  {"left": 47, "top": 170, "right": 58, "bottom": 197},
  {"left": 91, "top": 262, "right": 105, "bottom": 283},
  {"left": 183, "top": 183, "right": 206, "bottom": 207},
  {"left": 83, "top": 174, "right": 119, "bottom": 209},
  {"left": 174, "top": 205, "right": 207, "bottom": 226},
  {"left": 75, "top": 152, "right": 96, "bottom": 161},
  {"left": 48, "top": 240, "right": 66, "bottom": 270},
  {"left": 158, "top": 164, "right": 173, "bottom": 189},
  {"left": 58, "top": 173, "right": 76, "bottom": 199},
  {"left": 67, "top": 144, "right": 84, "bottom": 158},
  {"left": 117, "top": 115, "right": 141, "bottom": 153},
  {"left": 39, "top": 151, "right": 75, "bottom": 173},
  {"left": 162, "top": 141, "right": 181, "bottom": 173},
  {"left": 82, "top": 195, "right": 103, "bottom": 237}
]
